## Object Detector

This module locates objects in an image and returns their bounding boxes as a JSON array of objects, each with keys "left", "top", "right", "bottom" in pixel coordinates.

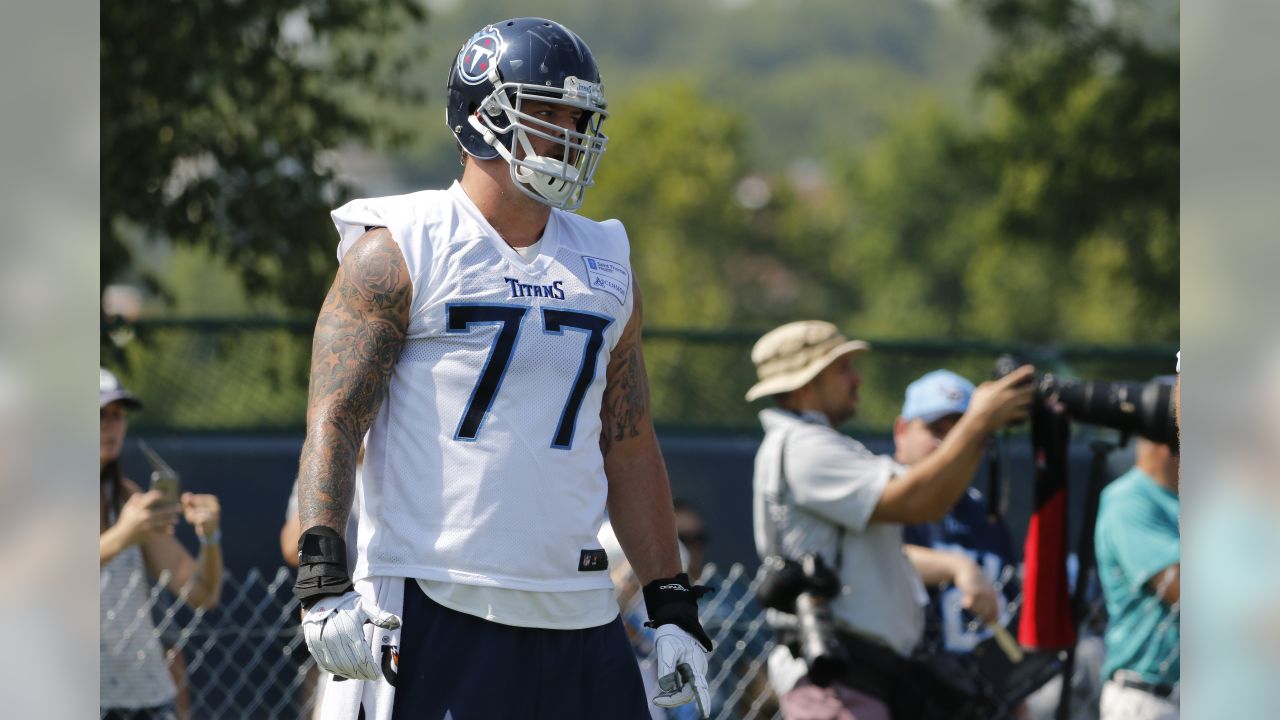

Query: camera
[
  {"left": 756, "top": 553, "right": 849, "bottom": 686},
  {"left": 995, "top": 354, "right": 1178, "bottom": 448}
]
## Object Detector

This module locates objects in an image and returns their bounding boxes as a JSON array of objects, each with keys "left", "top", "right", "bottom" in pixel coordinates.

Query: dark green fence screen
[{"left": 103, "top": 318, "right": 1176, "bottom": 435}]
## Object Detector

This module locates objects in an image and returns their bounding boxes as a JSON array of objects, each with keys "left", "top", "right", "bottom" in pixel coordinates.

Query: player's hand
[
  {"left": 651, "top": 624, "right": 711, "bottom": 718},
  {"left": 116, "top": 489, "right": 180, "bottom": 545},
  {"left": 180, "top": 492, "right": 220, "bottom": 539},
  {"left": 969, "top": 364, "right": 1036, "bottom": 431},
  {"left": 954, "top": 559, "right": 1000, "bottom": 626},
  {"left": 301, "top": 590, "right": 401, "bottom": 681}
]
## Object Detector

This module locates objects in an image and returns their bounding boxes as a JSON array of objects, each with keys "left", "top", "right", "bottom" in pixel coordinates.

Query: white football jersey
[{"left": 330, "top": 182, "right": 633, "bottom": 593}]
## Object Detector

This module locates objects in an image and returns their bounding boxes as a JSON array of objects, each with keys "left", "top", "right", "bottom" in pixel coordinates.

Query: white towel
[{"left": 317, "top": 576, "right": 404, "bottom": 720}]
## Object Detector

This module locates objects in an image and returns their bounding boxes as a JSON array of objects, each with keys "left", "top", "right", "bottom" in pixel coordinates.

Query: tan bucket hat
[{"left": 745, "top": 320, "right": 870, "bottom": 401}]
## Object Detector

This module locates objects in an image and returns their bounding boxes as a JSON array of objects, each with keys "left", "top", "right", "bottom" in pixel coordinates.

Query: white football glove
[
  {"left": 651, "top": 624, "right": 711, "bottom": 718},
  {"left": 301, "top": 590, "right": 401, "bottom": 681}
]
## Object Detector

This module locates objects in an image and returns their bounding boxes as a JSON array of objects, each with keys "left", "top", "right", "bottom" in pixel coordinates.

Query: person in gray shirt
[{"left": 747, "top": 321, "right": 1033, "bottom": 720}]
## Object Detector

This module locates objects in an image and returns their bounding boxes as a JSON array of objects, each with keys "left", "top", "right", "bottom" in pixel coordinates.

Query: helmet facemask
[{"left": 468, "top": 72, "right": 608, "bottom": 212}]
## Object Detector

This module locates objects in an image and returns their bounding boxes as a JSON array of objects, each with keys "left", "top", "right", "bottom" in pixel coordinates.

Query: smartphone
[{"left": 139, "top": 440, "right": 182, "bottom": 504}]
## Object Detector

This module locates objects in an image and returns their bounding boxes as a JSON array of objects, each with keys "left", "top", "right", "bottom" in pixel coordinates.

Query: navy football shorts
[{"left": 389, "top": 579, "right": 650, "bottom": 720}]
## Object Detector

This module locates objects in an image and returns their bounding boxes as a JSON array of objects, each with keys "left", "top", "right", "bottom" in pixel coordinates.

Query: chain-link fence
[
  {"left": 102, "top": 566, "right": 308, "bottom": 719},
  {"left": 100, "top": 317, "right": 1177, "bottom": 435},
  {"left": 98, "top": 559, "right": 1179, "bottom": 720},
  {"left": 99, "top": 563, "right": 784, "bottom": 720}
]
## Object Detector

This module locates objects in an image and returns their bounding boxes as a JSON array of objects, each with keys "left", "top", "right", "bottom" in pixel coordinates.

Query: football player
[{"left": 291, "top": 17, "right": 714, "bottom": 720}]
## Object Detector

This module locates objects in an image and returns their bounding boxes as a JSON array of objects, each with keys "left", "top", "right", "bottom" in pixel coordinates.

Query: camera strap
[{"left": 767, "top": 418, "right": 845, "bottom": 572}]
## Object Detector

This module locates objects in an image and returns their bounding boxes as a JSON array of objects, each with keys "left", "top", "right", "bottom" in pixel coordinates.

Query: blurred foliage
[
  {"left": 554, "top": 0, "right": 1175, "bottom": 348},
  {"left": 106, "top": 320, "right": 313, "bottom": 432},
  {"left": 102, "top": 0, "right": 429, "bottom": 312},
  {"left": 582, "top": 83, "right": 750, "bottom": 328},
  {"left": 389, "top": 0, "right": 991, "bottom": 188},
  {"left": 579, "top": 83, "right": 760, "bottom": 421},
  {"left": 730, "top": 0, "right": 1179, "bottom": 343},
  {"left": 949, "top": 0, "right": 1179, "bottom": 342},
  {"left": 105, "top": 0, "right": 1176, "bottom": 420},
  {"left": 832, "top": 103, "right": 997, "bottom": 339}
]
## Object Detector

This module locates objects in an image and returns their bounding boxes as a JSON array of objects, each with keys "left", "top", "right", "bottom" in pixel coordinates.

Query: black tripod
[{"left": 1055, "top": 439, "right": 1118, "bottom": 720}]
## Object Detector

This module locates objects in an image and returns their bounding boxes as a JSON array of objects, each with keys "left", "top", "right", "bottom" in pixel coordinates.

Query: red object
[{"left": 1018, "top": 408, "right": 1076, "bottom": 650}]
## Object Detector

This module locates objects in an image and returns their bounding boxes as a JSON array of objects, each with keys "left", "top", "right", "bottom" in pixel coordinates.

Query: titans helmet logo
[{"left": 458, "top": 26, "right": 503, "bottom": 85}]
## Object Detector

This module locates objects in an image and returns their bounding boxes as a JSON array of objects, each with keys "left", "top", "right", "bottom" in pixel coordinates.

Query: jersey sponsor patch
[
  {"left": 582, "top": 256, "right": 630, "bottom": 305},
  {"left": 578, "top": 549, "right": 608, "bottom": 572}
]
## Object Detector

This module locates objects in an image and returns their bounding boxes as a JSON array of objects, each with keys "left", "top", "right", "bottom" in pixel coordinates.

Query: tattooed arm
[
  {"left": 297, "top": 228, "right": 411, "bottom": 536},
  {"left": 602, "top": 277, "right": 683, "bottom": 584}
]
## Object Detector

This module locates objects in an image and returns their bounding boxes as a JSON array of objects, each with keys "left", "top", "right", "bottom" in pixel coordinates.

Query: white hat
[{"left": 100, "top": 368, "right": 143, "bottom": 409}]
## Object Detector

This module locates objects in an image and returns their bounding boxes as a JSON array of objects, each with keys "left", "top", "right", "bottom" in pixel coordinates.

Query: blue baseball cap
[{"left": 901, "top": 370, "right": 974, "bottom": 424}]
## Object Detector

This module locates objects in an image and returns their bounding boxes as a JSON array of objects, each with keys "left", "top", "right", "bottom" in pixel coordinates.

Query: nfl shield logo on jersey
[{"left": 380, "top": 640, "right": 400, "bottom": 687}]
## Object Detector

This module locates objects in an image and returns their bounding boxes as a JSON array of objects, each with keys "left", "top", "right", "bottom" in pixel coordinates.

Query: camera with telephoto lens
[
  {"left": 756, "top": 553, "right": 849, "bottom": 686},
  {"left": 994, "top": 354, "right": 1178, "bottom": 449}
]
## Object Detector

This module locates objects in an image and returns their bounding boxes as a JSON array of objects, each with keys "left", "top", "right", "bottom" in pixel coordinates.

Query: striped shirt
[{"left": 100, "top": 505, "right": 177, "bottom": 709}]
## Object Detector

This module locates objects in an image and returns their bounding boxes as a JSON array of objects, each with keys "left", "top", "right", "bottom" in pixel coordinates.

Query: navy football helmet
[{"left": 446, "top": 18, "right": 608, "bottom": 211}]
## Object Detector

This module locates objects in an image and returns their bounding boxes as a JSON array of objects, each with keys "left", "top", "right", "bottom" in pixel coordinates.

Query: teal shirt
[
  {"left": 1095, "top": 467, "right": 1180, "bottom": 684},
  {"left": 1184, "top": 490, "right": 1280, "bottom": 720}
]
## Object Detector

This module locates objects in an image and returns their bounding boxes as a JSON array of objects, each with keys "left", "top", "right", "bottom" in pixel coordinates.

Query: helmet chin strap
[
  {"left": 468, "top": 113, "right": 579, "bottom": 207},
  {"left": 514, "top": 155, "right": 579, "bottom": 204}
]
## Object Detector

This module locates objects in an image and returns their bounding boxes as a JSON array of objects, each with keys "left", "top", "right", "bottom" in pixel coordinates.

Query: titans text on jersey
[
  {"left": 328, "top": 181, "right": 634, "bottom": 594},
  {"left": 504, "top": 277, "right": 566, "bottom": 300}
]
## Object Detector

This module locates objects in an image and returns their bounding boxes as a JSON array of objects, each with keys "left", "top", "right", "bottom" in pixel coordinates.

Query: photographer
[
  {"left": 896, "top": 371, "right": 1105, "bottom": 720},
  {"left": 746, "top": 321, "right": 1033, "bottom": 719},
  {"left": 896, "top": 371, "right": 1015, "bottom": 654},
  {"left": 1094, "top": 391, "right": 1180, "bottom": 720}
]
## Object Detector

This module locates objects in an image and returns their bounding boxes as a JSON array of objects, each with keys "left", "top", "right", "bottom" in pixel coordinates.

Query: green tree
[
  {"left": 102, "top": 0, "right": 428, "bottom": 311},
  {"left": 579, "top": 82, "right": 765, "bottom": 425},
  {"left": 388, "top": 0, "right": 992, "bottom": 186},
  {"left": 962, "top": 0, "right": 1179, "bottom": 341},
  {"left": 829, "top": 101, "right": 995, "bottom": 339},
  {"left": 809, "top": 0, "right": 1177, "bottom": 344},
  {"left": 581, "top": 82, "right": 752, "bottom": 328}
]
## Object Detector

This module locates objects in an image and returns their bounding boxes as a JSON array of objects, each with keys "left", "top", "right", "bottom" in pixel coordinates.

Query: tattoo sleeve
[
  {"left": 600, "top": 277, "right": 652, "bottom": 458},
  {"left": 297, "top": 228, "right": 411, "bottom": 533}
]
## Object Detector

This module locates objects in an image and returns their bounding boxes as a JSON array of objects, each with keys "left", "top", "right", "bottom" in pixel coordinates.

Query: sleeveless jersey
[{"left": 331, "top": 182, "right": 633, "bottom": 594}]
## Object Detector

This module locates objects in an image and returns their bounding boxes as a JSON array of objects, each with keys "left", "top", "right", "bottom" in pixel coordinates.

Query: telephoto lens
[
  {"left": 795, "top": 592, "right": 849, "bottom": 686},
  {"left": 794, "top": 554, "right": 848, "bottom": 687},
  {"left": 1047, "top": 376, "right": 1178, "bottom": 448},
  {"left": 993, "top": 354, "right": 1178, "bottom": 448}
]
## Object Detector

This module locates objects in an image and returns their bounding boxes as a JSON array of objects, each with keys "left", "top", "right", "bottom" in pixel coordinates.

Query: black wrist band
[
  {"left": 642, "top": 573, "right": 715, "bottom": 651},
  {"left": 293, "top": 526, "right": 354, "bottom": 607}
]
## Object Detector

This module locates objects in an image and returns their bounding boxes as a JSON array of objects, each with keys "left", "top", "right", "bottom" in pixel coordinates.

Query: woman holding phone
[{"left": 100, "top": 368, "right": 223, "bottom": 720}]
